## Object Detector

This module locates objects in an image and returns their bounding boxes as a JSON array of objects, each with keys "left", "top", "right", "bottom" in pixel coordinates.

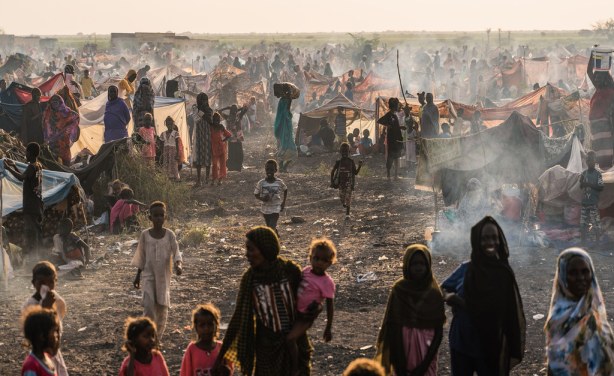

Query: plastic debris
[
  {"left": 533, "top": 314, "right": 545, "bottom": 320},
  {"left": 357, "top": 271, "right": 377, "bottom": 282},
  {"left": 360, "top": 345, "right": 373, "bottom": 350},
  {"left": 378, "top": 255, "right": 389, "bottom": 261}
]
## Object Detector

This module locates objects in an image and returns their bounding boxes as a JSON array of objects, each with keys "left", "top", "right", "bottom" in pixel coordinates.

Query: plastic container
[{"left": 592, "top": 47, "right": 613, "bottom": 72}]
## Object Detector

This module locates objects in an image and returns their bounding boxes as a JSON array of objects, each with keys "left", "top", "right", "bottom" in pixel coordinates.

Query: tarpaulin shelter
[
  {"left": 0, "top": 159, "right": 81, "bottom": 217},
  {"left": 297, "top": 93, "right": 374, "bottom": 144},
  {"left": 352, "top": 71, "right": 400, "bottom": 106},
  {"left": 450, "top": 84, "right": 568, "bottom": 126},
  {"left": 70, "top": 94, "right": 189, "bottom": 158},
  {"left": 416, "top": 111, "right": 577, "bottom": 205},
  {"left": 9, "top": 73, "right": 65, "bottom": 104}
]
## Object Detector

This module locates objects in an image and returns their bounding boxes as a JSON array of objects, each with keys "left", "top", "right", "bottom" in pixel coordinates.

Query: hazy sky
[{"left": 1, "top": 0, "right": 609, "bottom": 35}]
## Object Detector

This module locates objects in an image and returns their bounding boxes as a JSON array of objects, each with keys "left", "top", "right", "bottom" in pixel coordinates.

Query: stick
[
  {"left": 396, "top": 50, "right": 408, "bottom": 107},
  {"left": 1, "top": 171, "right": 6, "bottom": 290}
]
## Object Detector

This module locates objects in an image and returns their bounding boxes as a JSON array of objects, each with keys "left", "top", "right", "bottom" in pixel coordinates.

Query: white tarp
[{"left": 71, "top": 95, "right": 189, "bottom": 158}]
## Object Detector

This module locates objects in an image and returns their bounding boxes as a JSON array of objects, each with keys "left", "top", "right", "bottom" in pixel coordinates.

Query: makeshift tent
[
  {"left": 450, "top": 84, "right": 568, "bottom": 126},
  {"left": 415, "top": 111, "right": 577, "bottom": 205},
  {"left": 352, "top": 71, "right": 400, "bottom": 106},
  {"left": 539, "top": 135, "right": 614, "bottom": 211},
  {"left": 70, "top": 94, "right": 189, "bottom": 158},
  {"left": 297, "top": 93, "right": 374, "bottom": 144},
  {"left": 0, "top": 159, "right": 81, "bottom": 217}
]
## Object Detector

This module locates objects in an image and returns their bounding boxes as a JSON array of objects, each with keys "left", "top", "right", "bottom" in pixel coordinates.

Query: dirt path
[{"left": 2, "top": 129, "right": 614, "bottom": 375}]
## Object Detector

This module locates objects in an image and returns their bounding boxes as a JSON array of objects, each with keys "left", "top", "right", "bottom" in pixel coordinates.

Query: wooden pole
[{"left": 1, "top": 169, "right": 7, "bottom": 290}]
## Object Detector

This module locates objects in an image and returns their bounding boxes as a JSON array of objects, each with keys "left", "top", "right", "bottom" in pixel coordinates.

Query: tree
[{"left": 593, "top": 18, "right": 614, "bottom": 39}]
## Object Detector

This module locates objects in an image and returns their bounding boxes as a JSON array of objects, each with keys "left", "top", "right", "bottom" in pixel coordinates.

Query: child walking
[
  {"left": 4, "top": 142, "right": 43, "bottom": 256},
  {"left": 254, "top": 159, "right": 287, "bottom": 235},
  {"left": 21, "top": 307, "right": 61, "bottom": 376},
  {"left": 137, "top": 113, "right": 156, "bottom": 164},
  {"left": 180, "top": 303, "right": 233, "bottom": 376},
  {"left": 119, "top": 317, "right": 169, "bottom": 376},
  {"left": 160, "top": 116, "right": 180, "bottom": 180},
  {"left": 132, "top": 201, "right": 182, "bottom": 340},
  {"left": 330, "top": 142, "right": 363, "bottom": 220},
  {"left": 287, "top": 237, "right": 337, "bottom": 376},
  {"left": 375, "top": 244, "right": 445, "bottom": 376},
  {"left": 580, "top": 150, "right": 604, "bottom": 243},
  {"left": 22, "top": 261, "right": 68, "bottom": 376},
  {"left": 210, "top": 113, "right": 232, "bottom": 186}
]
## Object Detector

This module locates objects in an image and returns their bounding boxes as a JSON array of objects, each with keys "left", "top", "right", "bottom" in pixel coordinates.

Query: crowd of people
[{"left": 1, "top": 36, "right": 614, "bottom": 376}]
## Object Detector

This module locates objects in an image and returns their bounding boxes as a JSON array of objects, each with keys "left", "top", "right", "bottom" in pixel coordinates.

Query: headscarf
[
  {"left": 196, "top": 92, "right": 213, "bottom": 123},
  {"left": 464, "top": 216, "right": 526, "bottom": 375},
  {"left": 43, "top": 94, "right": 80, "bottom": 145},
  {"left": 219, "top": 226, "right": 305, "bottom": 375},
  {"left": 133, "top": 77, "right": 155, "bottom": 126},
  {"left": 245, "top": 225, "right": 281, "bottom": 261},
  {"left": 375, "top": 244, "right": 445, "bottom": 375},
  {"left": 545, "top": 248, "right": 614, "bottom": 375}
]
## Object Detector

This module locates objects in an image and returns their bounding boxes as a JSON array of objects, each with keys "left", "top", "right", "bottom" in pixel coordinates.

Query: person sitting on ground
[
  {"left": 110, "top": 188, "right": 144, "bottom": 234},
  {"left": 358, "top": 129, "right": 373, "bottom": 155},
  {"left": 440, "top": 123, "right": 452, "bottom": 138},
  {"left": 53, "top": 218, "right": 91, "bottom": 268},
  {"left": 318, "top": 119, "right": 336, "bottom": 151}
]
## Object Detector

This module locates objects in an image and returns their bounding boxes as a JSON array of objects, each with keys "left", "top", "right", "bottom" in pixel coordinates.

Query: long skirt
[
  {"left": 591, "top": 118, "right": 613, "bottom": 169},
  {"left": 163, "top": 146, "right": 180, "bottom": 180},
  {"left": 227, "top": 141, "right": 243, "bottom": 171}
]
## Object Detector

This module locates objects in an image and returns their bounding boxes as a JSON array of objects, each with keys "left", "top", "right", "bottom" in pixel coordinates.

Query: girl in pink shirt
[
  {"left": 287, "top": 237, "right": 337, "bottom": 376},
  {"left": 137, "top": 113, "right": 156, "bottom": 163},
  {"left": 119, "top": 317, "right": 169, "bottom": 376},
  {"left": 180, "top": 303, "right": 233, "bottom": 376}
]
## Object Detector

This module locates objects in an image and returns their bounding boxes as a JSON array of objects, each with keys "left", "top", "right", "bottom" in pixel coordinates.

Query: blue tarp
[{"left": 0, "top": 159, "right": 80, "bottom": 217}]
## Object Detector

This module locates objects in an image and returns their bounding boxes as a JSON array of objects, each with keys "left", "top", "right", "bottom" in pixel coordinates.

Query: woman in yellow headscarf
[{"left": 118, "top": 69, "right": 137, "bottom": 109}]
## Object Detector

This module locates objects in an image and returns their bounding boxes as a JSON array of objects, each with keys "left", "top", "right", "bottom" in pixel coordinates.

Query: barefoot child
[
  {"left": 132, "top": 201, "right": 183, "bottom": 339},
  {"left": 287, "top": 238, "right": 337, "bottom": 375},
  {"left": 137, "top": 113, "right": 156, "bottom": 164},
  {"left": 375, "top": 244, "right": 445, "bottom": 376},
  {"left": 22, "top": 261, "right": 68, "bottom": 376},
  {"left": 330, "top": 142, "right": 362, "bottom": 220},
  {"left": 209, "top": 113, "right": 232, "bottom": 186},
  {"left": 180, "top": 303, "right": 233, "bottom": 376},
  {"left": 21, "top": 307, "right": 61, "bottom": 376},
  {"left": 119, "top": 317, "right": 169, "bottom": 376},
  {"left": 254, "top": 159, "right": 287, "bottom": 235},
  {"left": 580, "top": 150, "right": 603, "bottom": 243},
  {"left": 160, "top": 117, "right": 180, "bottom": 180}
]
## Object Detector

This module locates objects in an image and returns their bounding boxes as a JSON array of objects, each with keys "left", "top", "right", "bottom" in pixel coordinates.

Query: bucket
[{"left": 592, "top": 48, "right": 613, "bottom": 72}]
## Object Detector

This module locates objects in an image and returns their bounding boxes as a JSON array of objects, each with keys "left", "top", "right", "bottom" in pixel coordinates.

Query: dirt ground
[{"left": 1, "top": 128, "right": 614, "bottom": 376}]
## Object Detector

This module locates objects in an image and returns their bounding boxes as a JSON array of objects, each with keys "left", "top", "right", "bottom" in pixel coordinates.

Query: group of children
[{"left": 22, "top": 208, "right": 614, "bottom": 376}]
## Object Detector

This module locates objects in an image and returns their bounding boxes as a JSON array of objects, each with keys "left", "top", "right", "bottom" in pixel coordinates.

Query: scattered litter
[
  {"left": 360, "top": 345, "right": 373, "bottom": 350},
  {"left": 58, "top": 260, "right": 83, "bottom": 271},
  {"left": 122, "top": 240, "right": 138, "bottom": 248},
  {"left": 77, "top": 327, "right": 87, "bottom": 332},
  {"left": 377, "top": 195, "right": 385, "bottom": 199},
  {"left": 357, "top": 271, "right": 377, "bottom": 282},
  {"left": 220, "top": 323, "right": 229, "bottom": 330},
  {"left": 327, "top": 355, "right": 333, "bottom": 360},
  {"left": 438, "top": 260, "right": 447, "bottom": 265},
  {"left": 533, "top": 314, "right": 545, "bottom": 320},
  {"left": 378, "top": 256, "right": 389, "bottom": 261},
  {"left": 370, "top": 215, "right": 378, "bottom": 220},
  {"left": 355, "top": 261, "right": 363, "bottom": 264}
]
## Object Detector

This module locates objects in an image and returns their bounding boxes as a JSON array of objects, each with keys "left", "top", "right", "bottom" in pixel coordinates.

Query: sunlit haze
[{"left": 1, "top": 0, "right": 610, "bottom": 35}]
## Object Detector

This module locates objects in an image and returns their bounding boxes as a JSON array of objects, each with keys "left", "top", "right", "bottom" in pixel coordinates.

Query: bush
[
  {"left": 181, "top": 226, "right": 210, "bottom": 247},
  {"left": 92, "top": 151, "right": 191, "bottom": 218}
]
